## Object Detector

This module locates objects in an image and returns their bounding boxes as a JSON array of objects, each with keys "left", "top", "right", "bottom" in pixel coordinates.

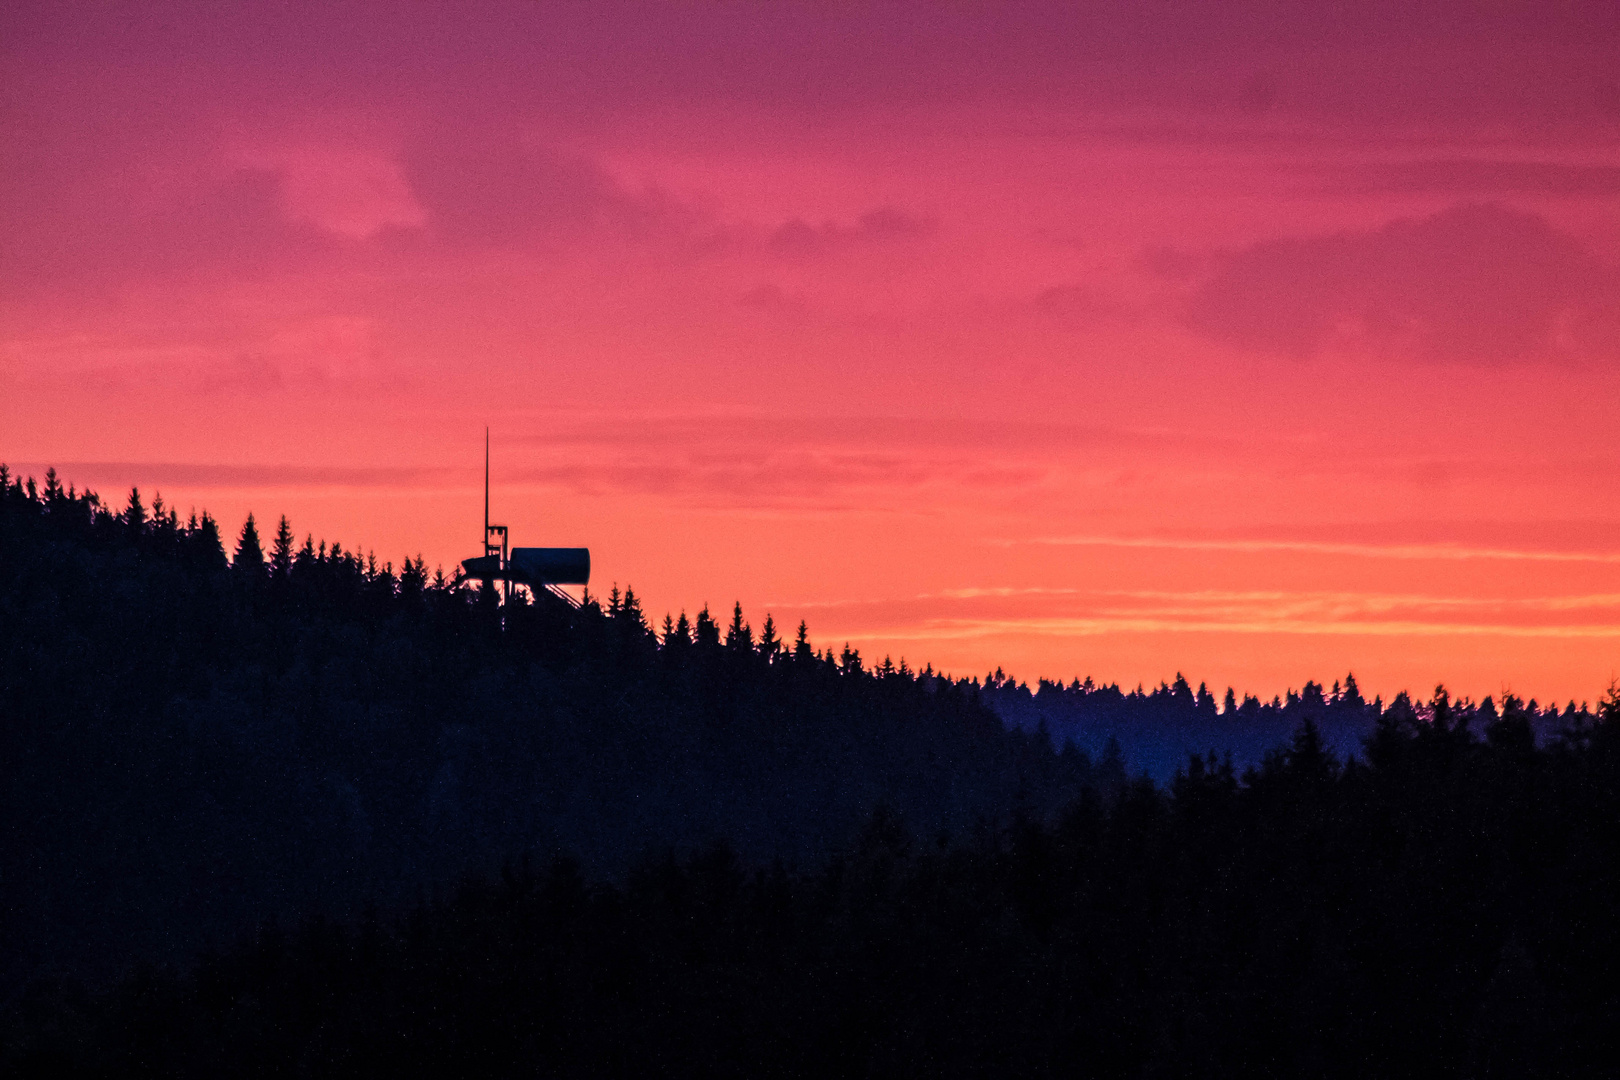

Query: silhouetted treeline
[
  {"left": 985, "top": 670, "right": 1588, "bottom": 781},
  {"left": 0, "top": 467, "right": 1101, "bottom": 987}
]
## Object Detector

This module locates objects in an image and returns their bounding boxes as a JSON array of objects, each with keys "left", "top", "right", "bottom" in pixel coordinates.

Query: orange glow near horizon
[{"left": 5, "top": 3, "right": 1620, "bottom": 707}]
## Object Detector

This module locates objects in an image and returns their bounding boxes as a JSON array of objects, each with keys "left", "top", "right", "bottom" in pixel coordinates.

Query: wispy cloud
[
  {"left": 8, "top": 462, "right": 447, "bottom": 490},
  {"left": 784, "top": 586, "right": 1620, "bottom": 642},
  {"left": 931, "top": 587, "right": 1620, "bottom": 611},
  {"left": 1014, "top": 535, "right": 1620, "bottom": 565},
  {"left": 766, "top": 207, "right": 937, "bottom": 259},
  {"left": 880, "top": 616, "right": 1620, "bottom": 642},
  {"left": 512, "top": 449, "right": 1049, "bottom": 506}
]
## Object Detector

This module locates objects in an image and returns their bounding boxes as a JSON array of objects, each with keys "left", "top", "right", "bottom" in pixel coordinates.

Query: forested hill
[
  {"left": 8, "top": 466, "right": 1620, "bottom": 1076},
  {"left": 0, "top": 466, "right": 1100, "bottom": 984}
]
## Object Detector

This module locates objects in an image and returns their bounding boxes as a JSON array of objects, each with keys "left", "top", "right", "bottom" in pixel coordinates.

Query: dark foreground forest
[{"left": 3, "top": 465, "right": 1619, "bottom": 1077}]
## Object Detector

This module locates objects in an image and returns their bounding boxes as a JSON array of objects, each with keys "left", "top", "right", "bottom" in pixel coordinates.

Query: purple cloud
[
  {"left": 0, "top": 156, "right": 337, "bottom": 297},
  {"left": 401, "top": 132, "right": 659, "bottom": 249},
  {"left": 1186, "top": 203, "right": 1620, "bottom": 364},
  {"left": 767, "top": 207, "right": 936, "bottom": 259}
]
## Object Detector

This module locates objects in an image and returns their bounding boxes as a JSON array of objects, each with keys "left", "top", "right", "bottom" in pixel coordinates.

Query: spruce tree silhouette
[
  {"left": 124, "top": 486, "right": 146, "bottom": 531},
  {"left": 725, "top": 601, "right": 751, "bottom": 650},
  {"left": 757, "top": 614, "right": 779, "bottom": 660},
  {"left": 694, "top": 604, "right": 720, "bottom": 647},
  {"left": 234, "top": 512, "right": 264, "bottom": 577},
  {"left": 619, "top": 585, "right": 645, "bottom": 630},
  {"left": 270, "top": 515, "right": 295, "bottom": 579},
  {"left": 670, "top": 610, "right": 693, "bottom": 649}
]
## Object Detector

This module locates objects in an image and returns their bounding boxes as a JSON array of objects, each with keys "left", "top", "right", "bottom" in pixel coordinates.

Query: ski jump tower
[{"left": 461, "top": 429, "right": 589, "bottom": 608}]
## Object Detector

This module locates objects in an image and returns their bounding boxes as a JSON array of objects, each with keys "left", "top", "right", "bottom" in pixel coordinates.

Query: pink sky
[{"left": 5, "top": 1, "right": 1620, "bottom": 705}]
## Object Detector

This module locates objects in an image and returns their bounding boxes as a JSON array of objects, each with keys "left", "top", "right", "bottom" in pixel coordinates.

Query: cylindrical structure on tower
[{"left": 508, "top": 547, "right": 591, "bottom": 585}]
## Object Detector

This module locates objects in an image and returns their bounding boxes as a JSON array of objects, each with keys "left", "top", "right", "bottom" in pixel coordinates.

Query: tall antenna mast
[
  {"left": 482, "top": 427, "right": 511, "bottom": 605},
  {"left": 460, "top": 423, "right": 589, "bottom": 614}
]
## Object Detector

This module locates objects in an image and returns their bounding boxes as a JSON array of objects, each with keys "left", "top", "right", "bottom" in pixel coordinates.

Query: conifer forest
[{"left": 4, "top": 466, "right": 1619, "bottom": 1078}]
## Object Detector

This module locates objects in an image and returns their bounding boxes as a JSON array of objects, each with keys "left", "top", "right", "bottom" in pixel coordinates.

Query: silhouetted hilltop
[{"left": 0, "top": 466, "right": 1100, "bottom": 986}]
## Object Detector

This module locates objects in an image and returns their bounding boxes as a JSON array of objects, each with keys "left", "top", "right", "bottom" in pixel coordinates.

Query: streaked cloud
[
  {"left": 514, "top": 450, "right": 1049, "bottom": 507},
  {"left": 1017, "top": 534, "right": 1620, "bottom": 565},
  {"left": 888, "top": 617, "right": 1620, "bottom": 642},
  {"left": 789, "top": 587, "right": 1620, "bottom": 642},
  {"left": 8, "top": 462, "right": 447, "bottom": 491}
]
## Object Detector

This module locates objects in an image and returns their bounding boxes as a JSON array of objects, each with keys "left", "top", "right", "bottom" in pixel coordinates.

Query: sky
[{"left": 4, "top": 1, "right": 1620, "bottom": 706}]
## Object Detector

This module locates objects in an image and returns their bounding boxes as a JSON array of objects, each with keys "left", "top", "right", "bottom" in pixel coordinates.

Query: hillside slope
[{"left": 0, "top": 467, "right": 1098, "bottom": 984}]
